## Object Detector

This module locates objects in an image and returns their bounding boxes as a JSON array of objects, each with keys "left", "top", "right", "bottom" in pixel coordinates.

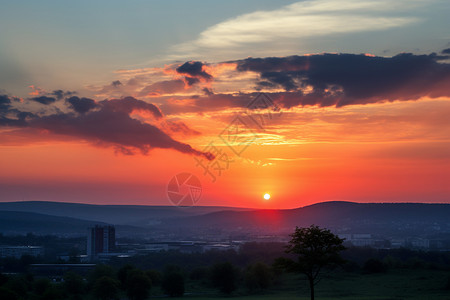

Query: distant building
[
  {"left": 87, "top": 225, "right": 115, "bottom": 258},
  {"left": 407, "top": 237, "right": 430, "bottom": 249},
  {"left": 0, "top": 246, "right": 44, "bottom": 258},
  {"left": 338, "top": 233, "right": 374, "bottom": 247}
]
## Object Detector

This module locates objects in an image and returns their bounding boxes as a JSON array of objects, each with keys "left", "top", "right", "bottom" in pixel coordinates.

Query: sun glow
[{"left": 263, "top": 193, "right": 271, "bottom": 200}]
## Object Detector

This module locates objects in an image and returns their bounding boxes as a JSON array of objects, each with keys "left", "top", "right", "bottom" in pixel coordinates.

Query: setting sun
[{"left": 264, "top": 193, "right": 271, "bottom": 200}]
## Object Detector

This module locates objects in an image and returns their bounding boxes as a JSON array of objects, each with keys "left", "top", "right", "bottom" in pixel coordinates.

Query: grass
[{"left": 160, "top": 269, "right": 450, "bottom": 300}]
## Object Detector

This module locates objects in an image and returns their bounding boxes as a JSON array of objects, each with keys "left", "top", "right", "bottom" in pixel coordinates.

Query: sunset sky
[{"left": 1, "top": 0, "right": 449, "bottom": 208}]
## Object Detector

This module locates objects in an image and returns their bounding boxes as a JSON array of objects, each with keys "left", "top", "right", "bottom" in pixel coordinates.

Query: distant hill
[
  {"left": 1, "top": 201, "right": 449, "bottom": 237},
  {"left": 161, "top": 201, "right": 450, "bottom": 236},
  {"left": 0, "top": 210, "right": 147, "bottom": 236},
  {"left": 0, "top": 211, "right": 103, "bottom": 236},
  {"left": 0, "top": 201, "right": 251, "bottom": 226}
]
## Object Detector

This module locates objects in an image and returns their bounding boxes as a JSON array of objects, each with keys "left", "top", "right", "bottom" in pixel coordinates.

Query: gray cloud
[{"left": 0, "top": 94, "right": 213, "bottom": 160}]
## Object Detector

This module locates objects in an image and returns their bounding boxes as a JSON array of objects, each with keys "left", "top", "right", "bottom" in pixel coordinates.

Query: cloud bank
[{"left": 0, "top": 94, "right": 213, "bottom": 159}]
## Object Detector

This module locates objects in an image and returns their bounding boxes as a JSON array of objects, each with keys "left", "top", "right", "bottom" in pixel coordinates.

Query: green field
[{"left": 162, "top": 269, "right": 450, "bottom": 300}]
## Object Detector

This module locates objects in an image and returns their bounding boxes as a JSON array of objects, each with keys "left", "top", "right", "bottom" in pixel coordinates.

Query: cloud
[
  {"left": 169, "top": 0, "right": 423, "bottom": 59},
  {"left": 442, "top": 48, "right": 450, "bottom": 54},
  {"left": 0, "top": 95, "right": 213, "bottom": 159},
  {"left": 66, "top": 96, "right": 98, "bottom": 114},
  {"left": 0, "top": 95, "right": 12, "bottom": 111},
  {"left": 162, "top": 120, "right": 201, "bottom": 136},
  {"left": 235, "top": 52, "right": 450, "bottom": 107},
  {"left": 176, "top": 61, "right": 212, "bottom": 86},
  {"left": 111, "top": 80, "right": 122, "bottom": 87},
  {"left": 30, "top": 95, "right": 57, "bottom": 105},
  {"left": 51, "top": 90, "right": 76, "bottom": 100},
  {"left": 138, "top": 79, "right": 185, "bottom": 97},
  {"left": 0, "top": 94, "right": 33, "bottom": 127},
  {"left": 99, "top": 96, "right": 163, "bottom": 118}
]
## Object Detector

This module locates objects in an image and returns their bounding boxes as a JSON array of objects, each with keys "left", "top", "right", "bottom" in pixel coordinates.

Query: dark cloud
[
  {"left": 442, "top": 48, "right": 450, "bottom": 55},
  {"left": 99, "top": 96, "right": 163, "bottom": 119},
  {"left": 29, "top": 107, "right": 210, "bottom": 158},
  {"left": 0, "top": 94, "right": 33, "bottom": 127},
  {"left": 112, "top": 80, "right": 122, "bottom": 87},
  {"left": 66, "top": 96, "right": 98, "bottom": 114},
  {"left": 176, "top": 61, "right": 212, "bottom": 86},
  {"left": 235, "top": 52, "right": 450, "bottom": 108},
  {"left": 176, "top": 61, "right": 212, "bottom": 80},
  {"left": 51, "top": 90, "right": 76, "bottom": 100},
  {"left": 0, "top": 95, "right": 213, "bottom": 160},
  {"left": 202, "top": 87, "right": 214, "bottom": 96},
  {"left": 0, "top": 94, "right": 11, "bottom": 111},
  {"left": 185, "top": 77, "right": 200, "bottom": 86},
  {"left": 30, "top": 96, "right": 56, "bottom": 105}
]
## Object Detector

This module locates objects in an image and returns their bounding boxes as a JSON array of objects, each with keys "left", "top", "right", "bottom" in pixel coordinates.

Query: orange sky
[{"left": 1, "top": 92, "right": 449, "bottom": 208}]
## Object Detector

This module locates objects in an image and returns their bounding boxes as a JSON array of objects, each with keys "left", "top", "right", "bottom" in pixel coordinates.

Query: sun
[{"left": 263, "top": 193, "right": 271, "bottom": 200}]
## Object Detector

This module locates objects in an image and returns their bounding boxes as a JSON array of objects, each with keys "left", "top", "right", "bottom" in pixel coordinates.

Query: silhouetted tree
[
  {"left": 117, "top": 264, "right": 135, "bottom": 289},
  {"left": 93, "top": 276, "right": 120, "bottom": 300},
  {"left": 244, "top": 262, "right": 272, "bottom": 292},
  {"left": 0, "top": 287, "right": 19, "bottom": 300},
  {"left": 3, "top": 276, "right": 30, "bottom": 299},
  {"left": 145, "top": 269, "right": 162, "bottom": 286},
  {"left": 211, "top": 262, "right": 239, "bottom": 295},
  {"left": 33, "top": 277, "right": 51, "bottom": 297},
  {"left": 64, "top": 271, "right": 85, "bottom": 297},
  {"left": 126, "top": 269, "right": 152, "bottom": 300},
  {"left": 161, "top": 266, "right": 184, "bottom": 297},
  {"left": 280, "top": 225, "right": 346, "bottom": 300},
  {"left": 89, "top": 264, "right": 116, "bottom": 291}
]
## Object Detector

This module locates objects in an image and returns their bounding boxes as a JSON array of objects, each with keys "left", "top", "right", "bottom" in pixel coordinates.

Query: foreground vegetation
[
  {"left": 1, "top": 267, "right": 449, "bottom": 300},
  {"left": 1, "top": 227, "right": 450, "bottom": 299}
]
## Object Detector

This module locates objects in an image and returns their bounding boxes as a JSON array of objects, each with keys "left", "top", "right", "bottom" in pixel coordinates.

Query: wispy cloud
[{"left": 169, "top": 0, "right": 424, "bottom": 60}]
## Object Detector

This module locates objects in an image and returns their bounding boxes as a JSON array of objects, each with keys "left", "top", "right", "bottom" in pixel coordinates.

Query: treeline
[{"left": 0, "top": 260, "right": 280, "bottom": 299}]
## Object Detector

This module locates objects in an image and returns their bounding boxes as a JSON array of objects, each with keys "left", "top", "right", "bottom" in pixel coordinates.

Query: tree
[
  {"left": 117, "top": 265, "right": 135, "bottom": 289},
  {"left": 210, "top": 262, "right": 239, "bottom": 295},
  {"left": 244, "top": 262, "right": 272, "bottom": 292},
  {"left": 93, "top": 276, "right": 120, "bottom": 300},
  {"left": 0, "top": 287, "right": 19, "bottom": 300},
  {"left": 282, "top": 225, "right": 346, "bottom": 300},
  {"left": 64, "top": 271, "right": 85, "bottom": 297},
  {"left": 161, "top": 268, "right": 184, "bottom": 297},
  {"left": 33, "top": 277, "right": 51, "bottom": 297},
  {"left": 126, "top": 270, "right": 152, "bottom": 300},
  {"left": 145, "top": 269, "right": 162, "bottom": 286},
  {"left": 90, "top": 264, "right": 115, "bottom": 281}
]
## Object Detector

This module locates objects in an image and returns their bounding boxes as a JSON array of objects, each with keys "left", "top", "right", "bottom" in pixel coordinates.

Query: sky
[{"left": 0, "top": 0, "right": 449, "bottom": 208}]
